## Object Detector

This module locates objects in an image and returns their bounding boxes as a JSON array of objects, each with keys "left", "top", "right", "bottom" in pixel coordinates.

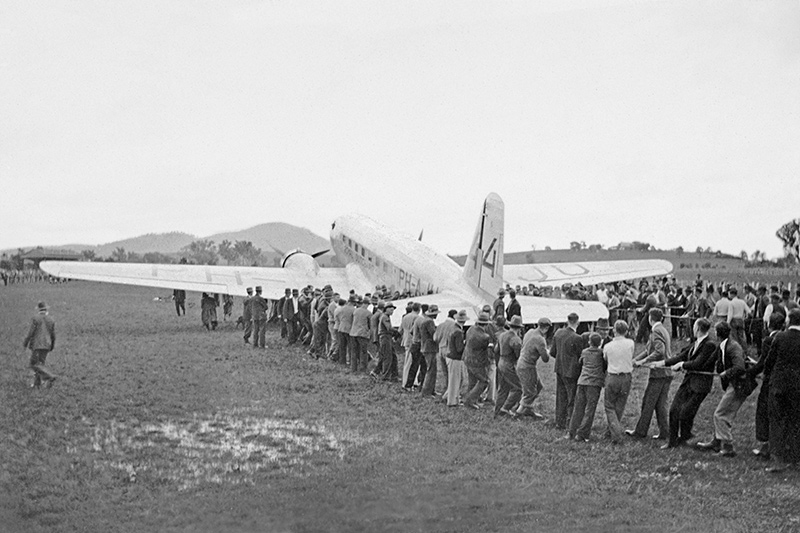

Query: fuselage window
[{"left": 355, "top": 243, "right": 359, "bottom": 253}]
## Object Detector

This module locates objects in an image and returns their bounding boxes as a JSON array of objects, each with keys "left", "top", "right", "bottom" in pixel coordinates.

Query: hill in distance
[
  {"left": 5, "top": 224, "right": 332, "bottom": 264},
  {"left": 94, "top": 232, "right": 198, "bottom": 257},
  {"left": 206, "top": 223, "right": 329, "bottom": 256}
]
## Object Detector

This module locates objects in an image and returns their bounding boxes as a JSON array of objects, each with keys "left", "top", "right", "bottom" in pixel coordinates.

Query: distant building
[
  {"left": 20, "top": 247, "right": 81, "bottom": 267},
  {"left": 609, "top": 242, "right": 635, "bottom": 251}
]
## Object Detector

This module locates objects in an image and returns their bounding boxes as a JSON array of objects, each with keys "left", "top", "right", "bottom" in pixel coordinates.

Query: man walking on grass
[{"left": 23, "top": 301, "right": 57, "bottom": 389}]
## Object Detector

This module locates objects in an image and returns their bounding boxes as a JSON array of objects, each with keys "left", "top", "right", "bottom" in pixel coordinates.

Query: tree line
[{"left": 78, "top": 239, "right": 274, "bottom": 267}]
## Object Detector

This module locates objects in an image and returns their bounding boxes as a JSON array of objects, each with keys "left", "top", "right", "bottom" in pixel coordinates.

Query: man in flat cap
[{"left": 419, "top": 304, "right": 440, "bottom": 396}]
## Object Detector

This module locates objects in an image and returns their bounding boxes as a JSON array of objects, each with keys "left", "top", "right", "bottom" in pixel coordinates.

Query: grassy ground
[{"left": 1, "top": 282, "right": 799, "bottom": 533}]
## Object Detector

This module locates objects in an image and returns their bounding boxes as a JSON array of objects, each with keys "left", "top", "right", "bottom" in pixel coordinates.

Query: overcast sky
[{"left": 2, "top": 0, "right": 799, "bottom": 258}]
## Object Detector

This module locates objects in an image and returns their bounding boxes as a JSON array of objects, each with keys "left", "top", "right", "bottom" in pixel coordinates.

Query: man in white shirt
[
  {"left": 726, "top": 287, "right": 750, "bottom": 347},
  {"left": 603, "top": 320, "right": 635, "bottom": 443}
]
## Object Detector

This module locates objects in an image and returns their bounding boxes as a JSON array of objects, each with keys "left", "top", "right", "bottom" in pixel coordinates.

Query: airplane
[{"left": 40, "top": 193, "right": 673, "bottom": 326}]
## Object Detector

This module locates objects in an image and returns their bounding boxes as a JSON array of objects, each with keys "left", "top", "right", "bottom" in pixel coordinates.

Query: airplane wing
[
  {"left": 387, "top": 292, "right": 608, "bottom": 327},
  {"left": 39, "top": 260, "right": 372, "bottom": 299},
  {"left": 504, "top": 259, "right": 673, "bottom": 288}
]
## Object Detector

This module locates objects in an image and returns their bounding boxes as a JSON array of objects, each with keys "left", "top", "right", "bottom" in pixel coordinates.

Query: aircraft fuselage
[{"left": 330, "top": 214, "right": 476, "bottom": 298}]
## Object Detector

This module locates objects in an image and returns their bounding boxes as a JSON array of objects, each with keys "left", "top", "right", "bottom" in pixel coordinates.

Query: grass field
[{"left": 2, "top": 282, "right": 799, "bottom": 532}]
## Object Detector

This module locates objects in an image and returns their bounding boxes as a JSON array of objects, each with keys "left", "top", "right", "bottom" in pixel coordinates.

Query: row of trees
[{"left": 79, "top": 239, "right": 271, "bottom": 266}]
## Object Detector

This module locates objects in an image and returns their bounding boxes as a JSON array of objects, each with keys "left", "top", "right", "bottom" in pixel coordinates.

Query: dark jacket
[
  {"left": 715, "top": 338, "right": 746, "bottom": 391},
  {"left": 506, "top": 298, "right": 521, "bottom": 321},
  {"left": 768, "top": 328, "right": 800, "bottom": 394},
  {"left": 448, "top": 325, "right": 465, "bottom": 360},
  {"left": 665, "top": 336, "right": 717, "bottom": 394},
  {"left": 464, "top": 325, "right": 492, "bottom": 367},
  {"left": 418, "top": 315, "right": 437, "bottom": 353},
  {"left": 242, "top": 295, "right": 253, "bottom": 321},
  {"left": 251, "top": 294, "right": 269, "bottom": 320},
  {"left": 23, "top": 313, "right": 55, "bottom": 351},
  {"left": 552, "top": 326, "right": 583, "bottom": 378}
]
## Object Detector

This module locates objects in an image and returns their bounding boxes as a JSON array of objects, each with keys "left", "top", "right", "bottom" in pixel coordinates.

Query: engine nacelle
[{"left": 281, "top": 250, "right": 320, "bottom": 276}]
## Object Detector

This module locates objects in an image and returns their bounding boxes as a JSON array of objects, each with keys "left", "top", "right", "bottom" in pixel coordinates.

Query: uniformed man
[
  {"left": 242, "top": 287, "right": 254, "bottom": 344},
  {"left": 251, "top": 286, "right": 269, "bottom": 348}
]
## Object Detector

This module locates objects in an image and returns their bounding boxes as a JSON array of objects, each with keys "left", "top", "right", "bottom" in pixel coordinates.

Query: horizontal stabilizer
[{"left": 504, "top": 259, "right": 673, "bottom": 288}]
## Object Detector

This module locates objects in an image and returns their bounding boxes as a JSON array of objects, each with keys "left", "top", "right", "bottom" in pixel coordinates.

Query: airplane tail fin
[{"left": 462, "top": 193, "right": 504, "bottom": 296}]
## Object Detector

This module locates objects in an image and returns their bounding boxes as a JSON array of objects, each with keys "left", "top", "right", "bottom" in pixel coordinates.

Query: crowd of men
[
  {"left": 1, "top": 268, "right": 63, "bottom": 285},
  {"left": 230, "top": 277, "right": 799, "bottom": 473}
]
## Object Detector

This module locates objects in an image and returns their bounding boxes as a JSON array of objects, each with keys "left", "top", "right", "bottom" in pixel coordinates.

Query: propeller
[
  {"left": 418, "top": 229, "right": 424, "bottom": 241},
  {"left": 311, "top": 249, "right": 329, "bottom": 258}
]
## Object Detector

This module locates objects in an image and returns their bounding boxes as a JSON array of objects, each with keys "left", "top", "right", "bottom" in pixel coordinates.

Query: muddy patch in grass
[{"left": 82, "top": 412, "right": 350, "bottom": 490}]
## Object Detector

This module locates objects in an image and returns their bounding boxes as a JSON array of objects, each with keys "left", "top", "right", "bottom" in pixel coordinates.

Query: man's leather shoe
[
  {"left": 719, "top": 443, "right": 736, "bottom": 457},
  {"left": 625, "top": 430, "right": 645, "bottom": 439},
  {"left": 652, "top": 434, "right": 666, "bottom": 440},
  {"left": 752, "top": 443, "right": 770, "bottom": 459},
  {"left": 766, "top": 463, "right": 789, "bottom": 473},
  {"left": 660, "top": 443, "right": 677, "bottom": 450},
  {"left": 696, "top": 438, "right": 721, "bottom": 452}
]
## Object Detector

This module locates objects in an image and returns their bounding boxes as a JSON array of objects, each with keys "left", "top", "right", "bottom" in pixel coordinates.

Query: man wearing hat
[
  {"left": 377, "top": 302, "right": 400, "bottom": 381},
  {"left": 595, "top": 317, "right": 613, "bottom": 349},
  {"left": 516, "top": 317, "right": 551, "bottom": 418},
  {"left": 552, "top": 312, "right": 583, "bottom": 429},
  {"left": 326, "top": 292, "right": 340, "bottom": 359},
  {"left": 444, "top": 310, "right": 469, "bottom": 406},
  {"left": 433, "top": 309, "right": 458, "bottom": 398},
  {"left": 350, "top": 297, "right": 372, "bottom": 373},
  {"left": 368, "top": 297, "right": 382, "bottom": 363},
  {"left": 242, "top": 287, "right": 254, "bottom": 345},
  {"left": 495, "top": 315, "right": 524, "bottom": 417},
  {"left": 336, "top": 295, "right": 356, "bottom": 366},
  {"left": 492, "top": 289, "right": 506, "bottom": 321},
  {"left": 419, "top": 304, "right": 440, "bottom": 396},
  {"left": 283, "top": 288, "right": 302, "bottom": 344},
  {"left": 251, "top": 286, "right": 269, "bottom": 348},
  {"left": 401, "top": 302, "right": 420, "bottom": 387},
  {"left": 404, "top": 304, "right": 429, "bottom": 391},
  {"left": 463, "top": 311, "right": 494, "bottom": 409},
  {"left": 23, "top": 301, "right": 57, "bottom": 388},
  {"left": 308, "top": 288, "right": 332, "bottom": 359},
  {"left": 277, "top": 288, "right": 291, "bottom": 339}
]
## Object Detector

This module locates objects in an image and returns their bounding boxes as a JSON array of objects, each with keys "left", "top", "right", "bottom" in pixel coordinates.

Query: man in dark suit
[
  {"left": 277, "top": 288, "right": 290, "bottom": 339},
  {"left": 696, "top": 321, "right": 748, "bottom": 457},
  {"left": 552, "top": 313, "right": 583, "bottom": 429},
  {"left": 748, "top": 311, "right": 785, "bottom": 458},
  {"left": 506, "top": 289, "right": 521, "bottom": 322},
  {"left": 173, "top": 289, "right": 186, "bottom": 316},
  {"left": 765, "top": 308, "right": 800, "bottom": 472},
  {"left": 629, "top": 308, "right": 673, "bottom": 439},
  {"left": 655, "top": 318, "right": 717, "bottom": 449},
  {"left": 283, "top": 288, "right": 301, "bottom": 344}
]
